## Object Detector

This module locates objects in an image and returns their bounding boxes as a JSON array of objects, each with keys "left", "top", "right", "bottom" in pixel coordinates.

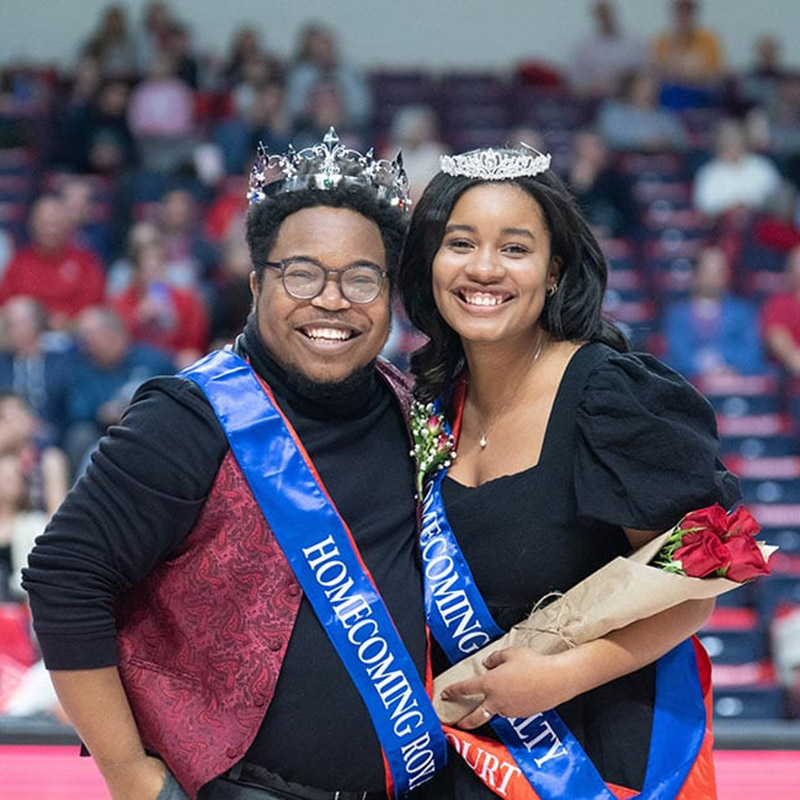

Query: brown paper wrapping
[{"left": 433, "top": 530, "right": 776, "bottom": 724}]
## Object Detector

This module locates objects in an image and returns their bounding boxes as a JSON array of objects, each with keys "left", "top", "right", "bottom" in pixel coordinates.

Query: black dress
[{"left": 415, "top": 343, "right": 740, "bottom": 798}]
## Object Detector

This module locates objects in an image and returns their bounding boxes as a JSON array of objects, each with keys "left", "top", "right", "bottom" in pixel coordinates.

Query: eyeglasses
[{"left": 264, "top": 258, "right": 388, "bottom": 304}]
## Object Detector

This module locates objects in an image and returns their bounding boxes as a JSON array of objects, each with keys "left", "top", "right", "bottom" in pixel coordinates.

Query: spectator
[
  {"left": 664, "top": 246, "right": 765, "bottom": 378},
  {"left": 765, "top": 73, "right": 800, "bottom": 189},
  {"left": 223, "top": 25, "right": 281, "bottom": 90},
  {"left": 292, "top": 81, "right": 359, "bottom": 150},
  {"left": 84, "top": 78, "right": 137, "bottom": 175},
  {"left": 81, "top": 4, "right": 136, "bottom": 77},
  {"left": 59, "top": 176, "right": 112, "bottom": 263},
  {"left": 204, "top": 178, "right": 247, "bottom": 242},
  {"left": 380, "top": 106, "right": 449, "bottom": 204},
  {"left": 0, "top": 393, "right": 68, "bottom": 517},
  {"left": 55, "top": 55, "right": 103, "bottom": 171},
  {"left": 64, "top": 306, "right": 174, "bottom": 471},
  {"left": 209, "top": 230, "right": 252, "bottom": 347},
  {"left": 741, "top": 35, "right": 788, "bottom": 109},
  {"left": 567, "top": 130, "right": 637, "bottom": 237},
  {"left": 224, "top": 25, "right": 262, "bottom": 86},
  {"left": 570, "top": 1, "right": 649, "bottom": 97},
  {"left": 0, "top": 296, "right": 73, "bottom": 440},
  {"left": 157, "top": 188, "right": 217, "bottom": 287},
  {"left": 286, "top": 23, "right": 371, "bottom": 130},
  {"left": 0, "top": 227, "right": 13, "bottom": 280},
  {"left": 0, "top": 453, "right": 47, "bottom": 600},
  {"left": 134, "top": 0, "right": 174, "bottom": 72},
  {"left": 231, "top": 53, "right": 284, "bottom": 120},
  {"left": 693, "top": 118, "right": 782, "bottom": 216},
  {"left": 165, "top": 22, "right": 200, "bottom": 90},
  {"left": 0, "top": 197, "right": 105, "bottom": 327},
  {"left": 127, "top": 53, "right": 195, "bottom": 172},
  {"left": 762, "top": 245, "right": 800, "bottom": 376},
  {"left": 214, "top": 81, "right": 291, "bottom": 175},
  {"left": 111, "top": 234, "right": 208, "bottom": 367},
  {"left": 652, "top": 0, "right": 724, "bottom": 87},
  {"left": 106, "top": 220, "right": 161, "bottom": 296},
  {"left": 598, "top": 69, "right": 687, "bottom": 151}
]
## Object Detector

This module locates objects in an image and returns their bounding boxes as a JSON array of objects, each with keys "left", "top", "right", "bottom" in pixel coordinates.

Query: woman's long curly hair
[{"left": 398, "top": 162, "right": 629, "bottom": 402}]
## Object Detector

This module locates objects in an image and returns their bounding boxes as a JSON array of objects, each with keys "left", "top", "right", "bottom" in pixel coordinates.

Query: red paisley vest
[{"left": 115, "top": 360, "right": 413, "bottom": 800}]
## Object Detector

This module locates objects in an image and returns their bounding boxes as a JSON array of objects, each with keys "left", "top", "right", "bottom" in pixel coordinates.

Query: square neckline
[{"left": 445, "top": 342, "right": 600, "bottom": 491}]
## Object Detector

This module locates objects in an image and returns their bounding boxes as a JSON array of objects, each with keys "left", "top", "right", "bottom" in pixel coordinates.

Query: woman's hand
[{"left": 440, "top": 648, "right": 582, "bottom": 730}]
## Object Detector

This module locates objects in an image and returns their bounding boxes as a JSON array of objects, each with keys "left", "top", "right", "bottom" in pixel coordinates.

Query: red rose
[
  {"left": 725, "top": 506, "right": 761, "bottom": 539},
  {"left": 725, "top": 535, "right": 771, "bottom": 582},
  {"left": 674, "top": 530, "right": 731, "bottom": 578},
  {"left": 679, "top": 504, "right": 729, "bottom": 538}
]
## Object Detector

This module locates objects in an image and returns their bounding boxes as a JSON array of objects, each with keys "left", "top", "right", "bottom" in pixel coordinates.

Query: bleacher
[{"left": 1, "top": 50, "right": 800, "bottom": 738}]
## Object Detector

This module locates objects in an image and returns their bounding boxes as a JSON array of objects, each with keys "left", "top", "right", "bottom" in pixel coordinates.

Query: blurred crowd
[{"left": 2, "top": 0, "right": 800, "bottom": 718}]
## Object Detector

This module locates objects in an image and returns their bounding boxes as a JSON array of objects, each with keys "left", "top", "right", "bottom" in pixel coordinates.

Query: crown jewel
[
  {"left": 439, "top": 142, "right": 551, "bottom": 181},
  {"left": 247, "top": 127, "right": 411, "bottom": 210}
]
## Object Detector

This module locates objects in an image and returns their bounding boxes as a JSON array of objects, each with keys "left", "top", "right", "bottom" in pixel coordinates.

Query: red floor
[{"left": 0, "top": 746, "right": 798, "bottom": 798}]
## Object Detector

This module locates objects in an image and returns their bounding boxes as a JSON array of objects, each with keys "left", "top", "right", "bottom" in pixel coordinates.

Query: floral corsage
[{"left": 410, "top": 401, "right": 456, "bottom": 497}]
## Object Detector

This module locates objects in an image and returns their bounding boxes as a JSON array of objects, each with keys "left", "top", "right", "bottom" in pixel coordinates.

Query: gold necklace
[{"left": 473, "top": 335, "right": 546, "bottom": 451}]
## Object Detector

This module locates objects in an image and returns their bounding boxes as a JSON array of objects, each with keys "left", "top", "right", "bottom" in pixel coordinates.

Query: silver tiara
[
  {"left": 247, "top": 127, "right": 411, "bottom": 210},
  {"left": 440, "top": 143, "right": 551, "bottom": 181}
]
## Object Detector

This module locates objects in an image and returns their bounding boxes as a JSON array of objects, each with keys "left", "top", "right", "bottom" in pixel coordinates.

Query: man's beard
[{"left": 282, "top": 358, "right": 377, "bottom": 405}]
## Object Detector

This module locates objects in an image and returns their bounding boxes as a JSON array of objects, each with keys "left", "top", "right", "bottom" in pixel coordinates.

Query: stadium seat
[
  {"left": 0, "top": 147, "right": 35, "bottom": 175},
  {"left": 755, "top": 573, "right": 800, "bottom": 619},
  {"left": 717, "top": 414, "right": 798, "bottom": 460},
  {"left": 699, "top": 628, "right": 768, "bottom": 665},
  {"left": 712, "top": 684, "right": 787, "bottom": 719},
  {"left": 438, "top": 73, "right": 510, "bottom": 105},
  {"left": 695, "top": 374, "right": 781, "bottom": 417},
  {"left": 749, "top": 505, "right": 800, "bottom": 556}
]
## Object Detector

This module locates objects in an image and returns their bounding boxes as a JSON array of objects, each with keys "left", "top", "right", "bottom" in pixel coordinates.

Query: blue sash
[
  {"left": 182, "top": 351, "right": 448, "bottom": 797},
  {"left": 423, "top": 403, "right": 708, "bottom": 799}
]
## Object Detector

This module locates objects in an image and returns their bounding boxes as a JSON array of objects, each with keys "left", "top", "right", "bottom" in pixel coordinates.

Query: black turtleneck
[{"left": 23, "top": 320, "right": 424, "bottom": 792}]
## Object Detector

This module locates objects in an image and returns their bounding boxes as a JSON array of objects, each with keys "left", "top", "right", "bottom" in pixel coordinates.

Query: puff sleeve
[{"left": 574, "top": 351, "right": 741, "bottom": 531}]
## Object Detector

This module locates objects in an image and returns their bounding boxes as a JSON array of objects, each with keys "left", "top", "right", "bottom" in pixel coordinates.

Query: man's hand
[
  {"left": 440, "top": 648, "right": 580, "bottom": 730},
  {"left": 104, "top": 754, "right": 169, "bottom": 800}
]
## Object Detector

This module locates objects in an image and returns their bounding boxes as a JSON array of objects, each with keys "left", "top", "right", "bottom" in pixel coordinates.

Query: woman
[
  {"left": 398, "top": 147, "right": 739, "bottom": 798},
  {"left": 111, "top": 233, "right": 208, "bottom": 369},
  {"left": 0, "top": 453, "right": 46, "bottom": 599},
  {"left": 0, "top": 393, "right": 68, "bottom": 519}
]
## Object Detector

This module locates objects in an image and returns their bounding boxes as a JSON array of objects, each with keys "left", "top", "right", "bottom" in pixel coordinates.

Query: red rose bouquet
[
  {"left": 653, "top": 504, "right": 771, "bottom": 582},
  {"left": 434, "top": 503, "right": 776, "bottom": 724}
]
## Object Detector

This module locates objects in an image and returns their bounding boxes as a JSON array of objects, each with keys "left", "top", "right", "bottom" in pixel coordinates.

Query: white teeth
[
  {"left": 462, "top": 291, "right": 506, "bottom": 307},
  {"left": 303, "top": 327, "right": 352, "bottom": 341}
]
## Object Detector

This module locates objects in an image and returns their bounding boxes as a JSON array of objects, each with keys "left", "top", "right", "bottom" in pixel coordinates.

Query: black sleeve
[
  {"left": 22, "top": 376, "right": 229, "bottom": 669},
  {"left": 573, "top": 351, "right": 741, "bottom": 531}
]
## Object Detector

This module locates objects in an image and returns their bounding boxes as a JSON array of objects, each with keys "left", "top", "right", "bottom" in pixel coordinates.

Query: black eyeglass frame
[{"left": 263, "top": 257, "right": 389, "bottom": 304}]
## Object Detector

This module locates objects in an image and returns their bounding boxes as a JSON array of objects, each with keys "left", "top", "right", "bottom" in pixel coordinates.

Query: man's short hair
[{"left": 245, "top": 185, "right": 409, "bottom": 292}]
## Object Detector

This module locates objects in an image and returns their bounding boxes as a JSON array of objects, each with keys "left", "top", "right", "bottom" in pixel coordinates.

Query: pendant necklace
[{"left": 474, "top": 335, "right": 546, "bottom": 451}]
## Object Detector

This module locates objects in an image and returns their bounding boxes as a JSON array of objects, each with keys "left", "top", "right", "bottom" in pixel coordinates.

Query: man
[
  {"left": 0, "top": 196, "right": 106, "bottom": 327},
  {"left": 23, "top": 131, "right": 446, "bottom": 800},
  {"left": 663, "top": 246, "right": 765, "bottom": 379},
  {"left": 0, "top": 295, "right": 73, "bottom": 440},
  {"left": 763, "top": 245, "right": 800, "bottom": 376},
  {"left": 156, "top": 188, "right": 217, "bottom": 287},
  {"left": 693, "top": 118, "right": 782, "bottom": 217},
  {"left": 569, "top": 1, "right": 649, "bottom": 97},
  {"left": 652, "top": 0, "right": 724, "bottom": 87},
  {"left": 63, "top": 306, "right": 175, "bottom": 472}
]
